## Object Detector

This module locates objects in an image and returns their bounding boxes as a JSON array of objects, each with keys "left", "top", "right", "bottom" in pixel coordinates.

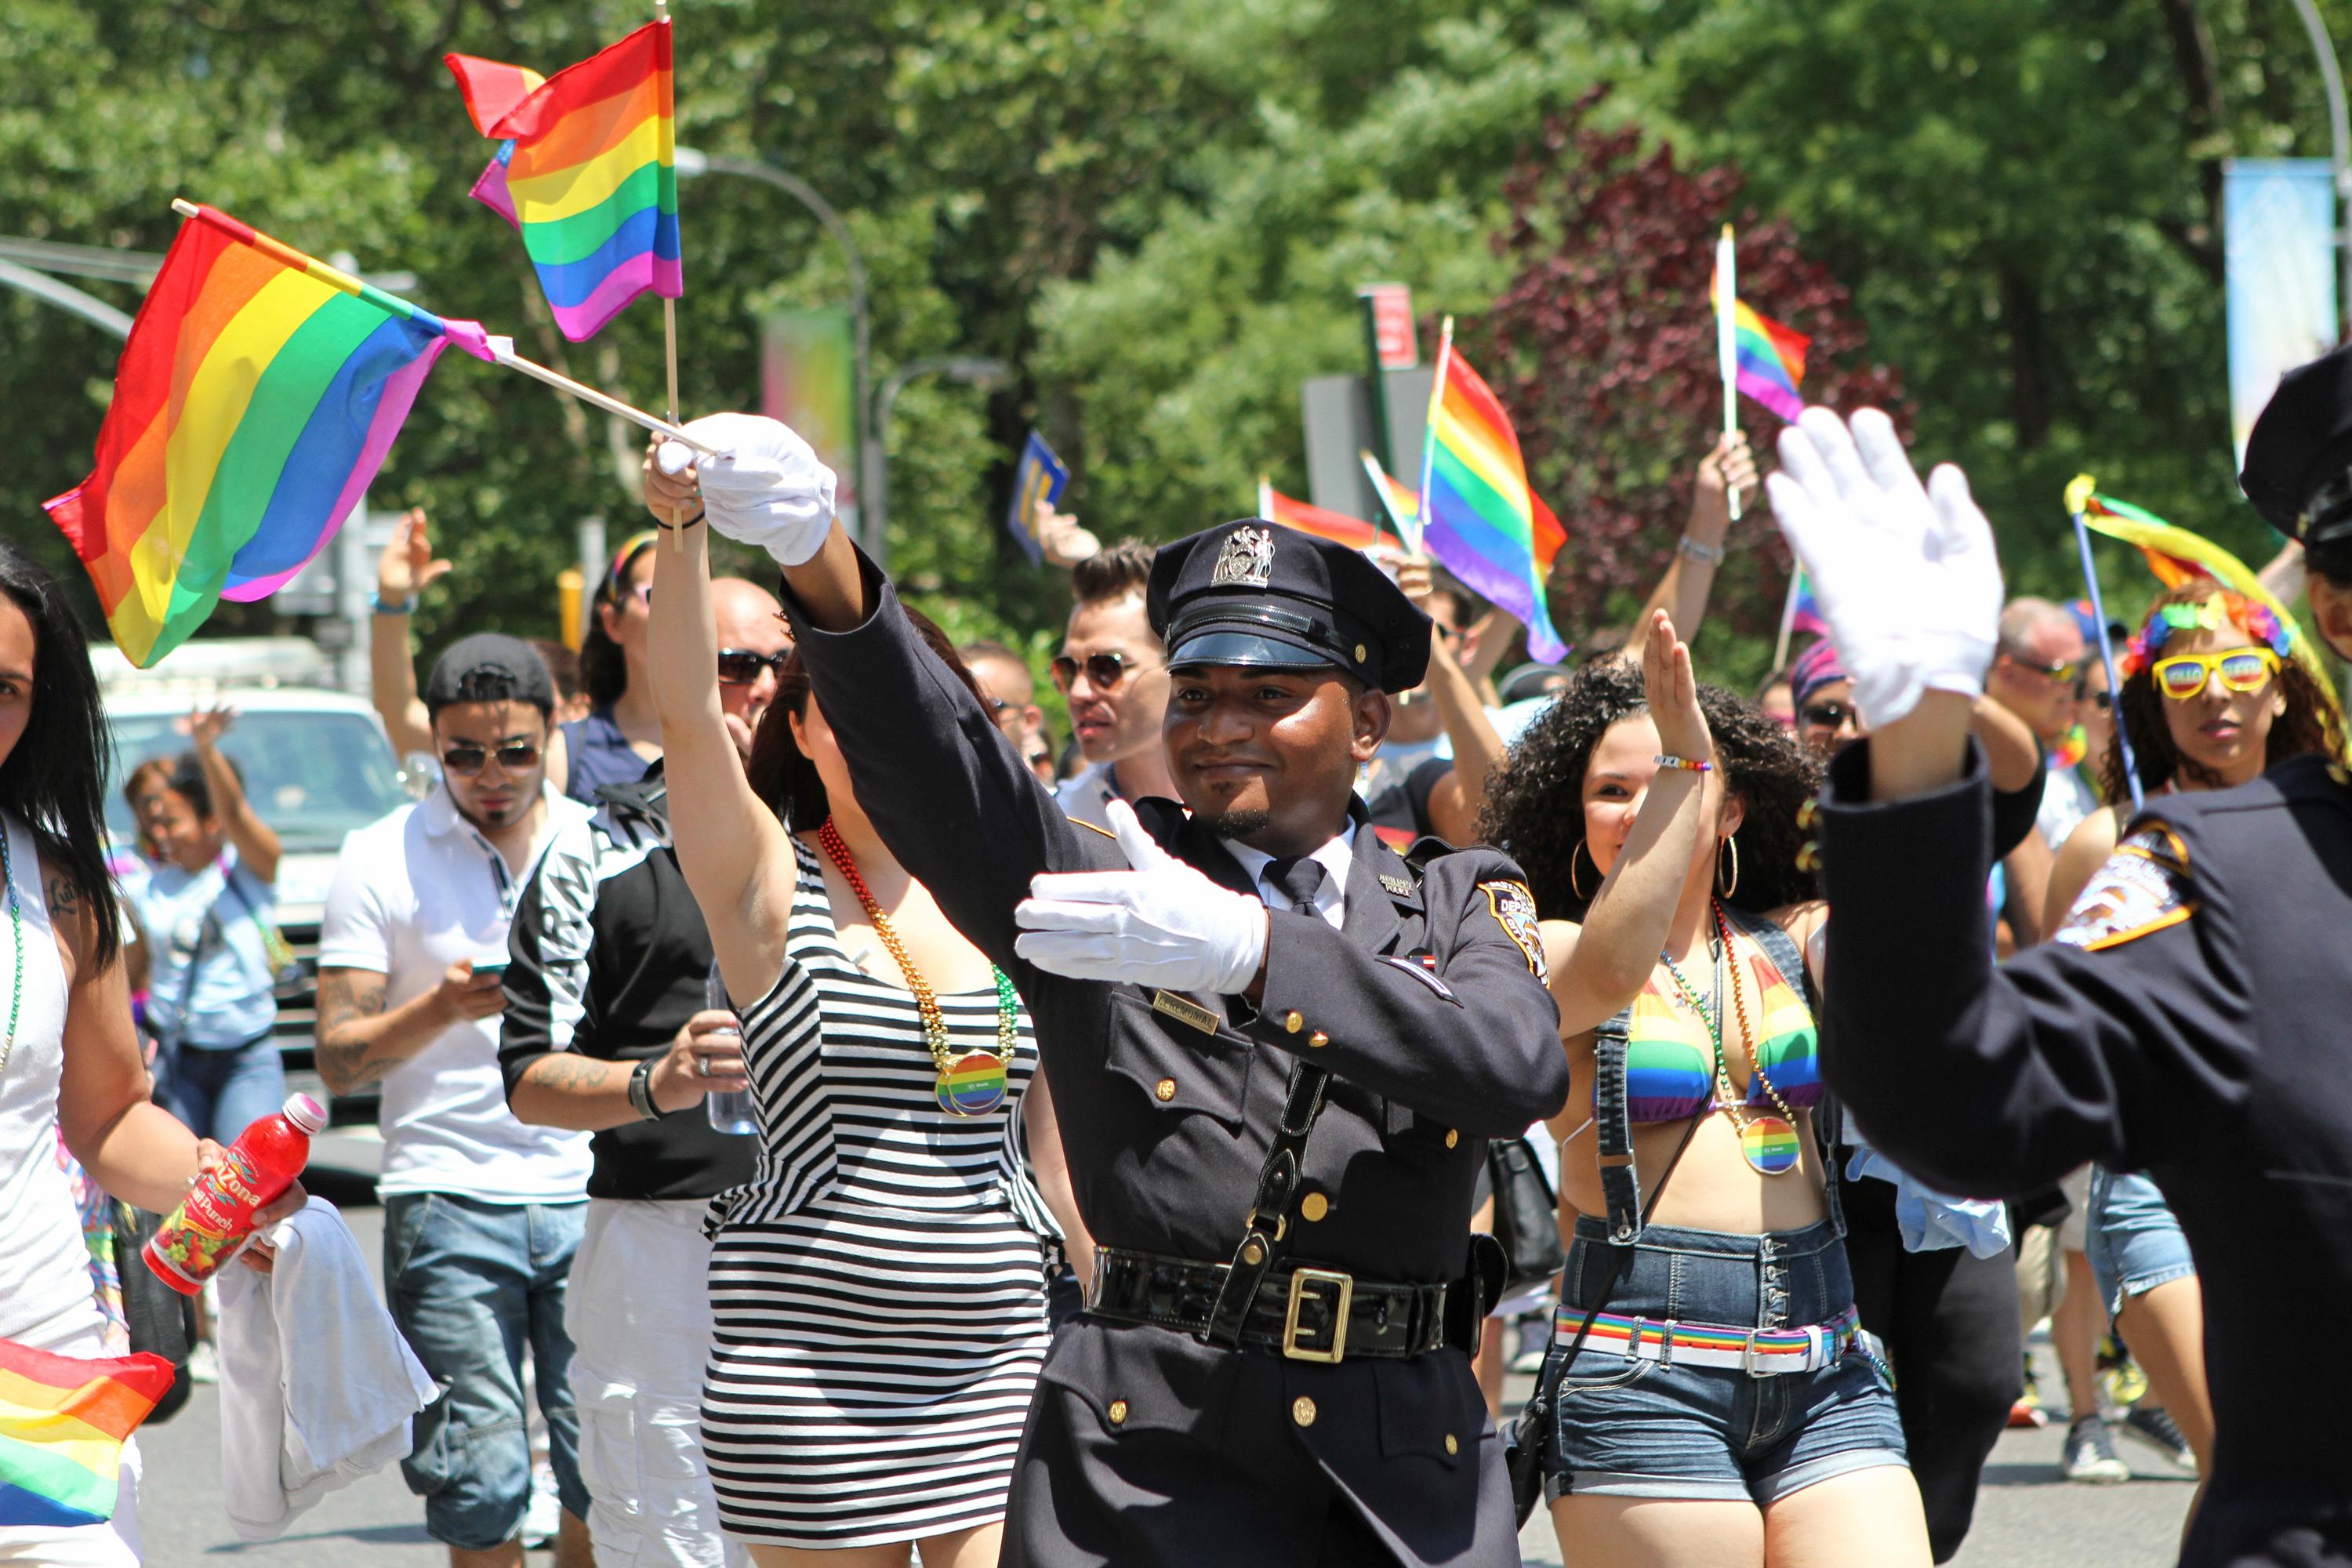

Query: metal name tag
[{"left": 1150, "top": 989, "right": 1221, "bottom": 1034}]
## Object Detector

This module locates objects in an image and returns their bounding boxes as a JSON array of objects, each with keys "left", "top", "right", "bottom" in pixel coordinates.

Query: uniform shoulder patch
[
  {"left": 2053, "top": 826, "right": 2196, "bottom": 953},
  {"left": 1479, "top": 879, "right": 1548, "bottom": 982}
]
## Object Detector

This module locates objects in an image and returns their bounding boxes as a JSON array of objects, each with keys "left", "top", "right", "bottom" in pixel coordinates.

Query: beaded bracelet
[{"left": 1653, "top": 754, "right": 1712, "bottom": 772}]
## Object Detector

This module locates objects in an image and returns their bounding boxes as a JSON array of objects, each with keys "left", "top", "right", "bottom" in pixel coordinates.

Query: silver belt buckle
[{"left": 1282, "top": 1269, "right": 1354, "bottom": 1363}]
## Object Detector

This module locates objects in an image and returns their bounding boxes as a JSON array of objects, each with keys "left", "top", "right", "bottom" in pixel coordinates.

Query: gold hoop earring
[
  {"left": 1715, "top": 834, "right": 1740, "bottom": 898},
  {"left": 1570, "top": 839, "right": 1593, "bottom": 902}
]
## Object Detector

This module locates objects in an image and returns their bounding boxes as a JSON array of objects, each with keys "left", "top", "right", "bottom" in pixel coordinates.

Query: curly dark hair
[
  {"left": 1476, "top": 658, "right": 1824, "bottom": 922},
  {"left": 2100, "top": 579, "right": 2345, "bottom": 800},
  {"left": 748, "top": 605, "right": 981, "bottom": 831}
]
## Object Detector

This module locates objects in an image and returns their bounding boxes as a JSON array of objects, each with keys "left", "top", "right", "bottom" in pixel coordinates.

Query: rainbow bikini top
[{"left": 1617, "top": 929, "right": 1823, "bottom": 1124}]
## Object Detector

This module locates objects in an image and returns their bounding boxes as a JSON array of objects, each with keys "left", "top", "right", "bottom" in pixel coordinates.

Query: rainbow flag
[
  {"left": 1711, "top": 270, "right": 1809, "bottom": 422},
  {"left": 44, "top": 205, "right": 482, "bottom": 668},
  {"left": 1361, "top": 451, "right": 1423, "bottom": 550},
  {"left": 446, "top": 20, "right": 679, "bottom": 342},
  {"left": 1417, "top": 321, "right": 1567, "bottom": 661},
  {"left": 1260, "top": 477, "right": 1379, "bottom": 550},
  {"left": 0, "top": 1340, "right": 172, "bottom": 1526}
]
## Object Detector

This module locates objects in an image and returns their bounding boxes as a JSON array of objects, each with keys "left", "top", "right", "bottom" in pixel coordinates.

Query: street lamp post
[
  {"left": 867, "top": 357, "right": 1011, "bottom": 568},
  {"left": 673, "top": 147, "right": 877, "bottom": 553},
  {"left": 2288, "top": 0, "right": 2352, "bottom": 336}
]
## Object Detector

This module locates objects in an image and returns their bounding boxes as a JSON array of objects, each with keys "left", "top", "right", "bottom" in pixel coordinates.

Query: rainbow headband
[{"left": 2122, "top": 591, "right": 2292, "bottom": 677}]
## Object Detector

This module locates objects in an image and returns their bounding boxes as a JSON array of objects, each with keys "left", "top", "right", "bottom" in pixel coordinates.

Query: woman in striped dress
[{"left": 648, "top": 515, "right": 1076, "bottom": 1566}]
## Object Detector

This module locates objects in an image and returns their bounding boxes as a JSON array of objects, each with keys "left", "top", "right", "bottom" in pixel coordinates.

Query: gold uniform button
[
  {"left": 1444, "top": 1433, "right": 1459, "bottom": 1456},
  {"left": 1354, "top": 643, "right": 1368, "bottom": 662},
  {"left": 1283, "top": 1011, "right": 1304, "bottom": 1033},
  {"left": 1300, "top": 1192, "right": 1330, "bottom": 1222},
  {"left": 1445, "top": 1129, "right": 1460, "bottom": 1149},
  {"left": 1292, "top": 1396, "right": 1318, "bottom": 1427},
  {"left": 1242, "top": 1240, "right": 1265, "bottom": 1265},
  {"left": 1154, "top": 1077, "right": 1177, "bottom": 1102},
  {"left": 1108, "top": 1399, "right": 1130, "bottom": 1426},
  {"left": 1307, "top": 1030, "right": 1330, "bottom": 1049}
]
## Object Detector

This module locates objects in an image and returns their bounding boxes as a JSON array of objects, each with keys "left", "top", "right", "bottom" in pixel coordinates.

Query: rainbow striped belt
[{"left": 1554, "top": 1304, "right": 1862, "bottom": 1376}]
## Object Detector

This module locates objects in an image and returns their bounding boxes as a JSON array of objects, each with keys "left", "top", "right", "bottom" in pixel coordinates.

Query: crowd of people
[{"left": 9, "top": 347, "right": 2352, "bottom": 1568}]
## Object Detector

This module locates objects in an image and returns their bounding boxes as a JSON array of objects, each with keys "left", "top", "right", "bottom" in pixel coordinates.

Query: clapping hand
[
  {"left": 378, "top": 509, "right": 451, "bottom": 605},
  {"left": 1765, "top": 408, "right": 2002, "bottom": 729},
  {"left": 1639, "top": 609, "right": 1708, "bottom": 765},
  {"left": 1014, "top": 800, "right": 1269, "bottom": 993}
]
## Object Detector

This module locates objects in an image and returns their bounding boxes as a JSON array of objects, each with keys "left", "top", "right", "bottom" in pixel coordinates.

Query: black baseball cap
[
  {"left": 1145, "top": 520, "right": 1431, "bottom": 694},
  {"left": 424, "top": 633, "right": 555, "bottom": 717},
  {"left": 2241, "top": 342, "right": 2352, "bottom": 548}
]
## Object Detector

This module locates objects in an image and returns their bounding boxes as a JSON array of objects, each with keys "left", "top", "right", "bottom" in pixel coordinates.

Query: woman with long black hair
[
  {"left": 1480, "top": 619, "right": 1929, "bottom": 1567},
  {"left": 0, "top": 540, "right": 299, "bottom": 1566}
]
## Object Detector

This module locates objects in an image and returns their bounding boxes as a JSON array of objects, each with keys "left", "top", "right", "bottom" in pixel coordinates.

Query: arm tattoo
[
  {"left": 314, "top": 969, "right": 392, "bottom": 1093},
  {"left": 522, "top": 1053, "right": 626, "bottom": 1096}
]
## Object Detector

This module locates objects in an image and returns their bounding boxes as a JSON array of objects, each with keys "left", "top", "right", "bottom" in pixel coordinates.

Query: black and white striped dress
[{"left": 701, "top": 838, "right": 1054, "bottom": 1548}]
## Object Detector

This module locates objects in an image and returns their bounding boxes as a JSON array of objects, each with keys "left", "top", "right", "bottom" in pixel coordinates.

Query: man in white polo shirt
[{"left": 314, "top": 634, "right": 595, "bottom": 1568}]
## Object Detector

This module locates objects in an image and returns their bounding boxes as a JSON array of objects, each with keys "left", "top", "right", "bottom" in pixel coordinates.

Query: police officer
[
  {"left": 1764, "top": 383, "right": 2352, "bottom": 1568},
  {"left": 643, "top": 414, "right": 1567, "bottom": 1566}
]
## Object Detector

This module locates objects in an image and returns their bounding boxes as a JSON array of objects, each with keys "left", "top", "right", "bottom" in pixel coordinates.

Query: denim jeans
[
  {"left": 1541, "top": 1217, "right": 1909, "bottom": 1504},
  {"left": 155, "top": 1034, "right": 285, "bottom": 1144},
  {"left": 384, "top": 1192, "right": 590, "bottom": 1551}
]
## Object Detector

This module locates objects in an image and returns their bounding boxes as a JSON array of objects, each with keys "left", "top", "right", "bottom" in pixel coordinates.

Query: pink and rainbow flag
[
  {"left": 446, "top": 20, "right": 680, "bottom": 342},
  {"left": 44, "top": 205, "right": 484, "bottom": 666},
  {"left": 1417, "top": 321, "right": 1567, "bottom": 661},
  {"left": 1260, "top": 477, "right": 1380, "bottom": 550},
  {"left": 0, "top": 1340, "right": 173, "bottom": 1526},
  {"left": 1711, "top": 270, "right": 1809, "bottom": 422}
]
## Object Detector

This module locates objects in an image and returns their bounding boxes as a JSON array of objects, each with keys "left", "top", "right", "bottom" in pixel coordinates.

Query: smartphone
[{"left": 470, "top": 957, "right": 510, "bottom": 980}]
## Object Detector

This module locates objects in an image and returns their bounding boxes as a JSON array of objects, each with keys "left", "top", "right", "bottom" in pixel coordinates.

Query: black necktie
[{"left": 1264, "top": 855, "right": 1327, "bottom": 919}]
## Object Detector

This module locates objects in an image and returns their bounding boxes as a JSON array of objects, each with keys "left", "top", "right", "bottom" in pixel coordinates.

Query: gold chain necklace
[{"left": 816, "top": 819, "right": 1016, "bottom": 1117}]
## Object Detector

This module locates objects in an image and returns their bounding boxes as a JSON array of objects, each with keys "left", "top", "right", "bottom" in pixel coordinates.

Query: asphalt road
[{"left": 140, "top": 1140, "right": 2196, "bottom": 1567}]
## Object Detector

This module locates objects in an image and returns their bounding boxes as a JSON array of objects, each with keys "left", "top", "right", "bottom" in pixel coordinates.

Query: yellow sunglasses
[{"left": 2150, "top": 646, "right": 2278, "bottom": 702}]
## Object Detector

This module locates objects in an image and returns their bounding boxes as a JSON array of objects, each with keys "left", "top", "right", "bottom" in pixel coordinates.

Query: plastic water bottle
[
  {"left": 145, "top": 1093, "right": 325, "bottom": 1294},
  {"left": 704, "top": 959, "right": 757, "bottom": 1135}
]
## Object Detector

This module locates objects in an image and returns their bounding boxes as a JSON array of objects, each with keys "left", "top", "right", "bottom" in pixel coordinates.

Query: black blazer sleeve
[{"left": 1815, "top": 739, "right": 2256, "bottom": 1196}]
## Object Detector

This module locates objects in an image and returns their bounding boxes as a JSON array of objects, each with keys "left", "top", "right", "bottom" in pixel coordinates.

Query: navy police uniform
[
  {"left": 778, "top": 521, "right": 1567, "bottom": 1566},
  {"left": 1813, "top": 347, "right": 2352, "bottom": 1568}
]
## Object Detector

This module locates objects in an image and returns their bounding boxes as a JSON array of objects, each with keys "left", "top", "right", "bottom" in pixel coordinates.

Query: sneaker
[
  {"left": 2008, "top": 1357, "right": 2047, "bottom": 1428},
  {"left": 2119, "top": 1404, "right": 2198, "bottom": 1474},
  {"left": 186, "top": 1340, "right": 220, "bottom": 1386},
  {"left": 2100, "top": 1336, "right": 2151, "bottom": 1408},
  {"left": 2062, "top": 1414, "right": 2132, "bottom": 1483},
  {"left": 521, "top": 1462, "right": 559, "bottom": 1548}
]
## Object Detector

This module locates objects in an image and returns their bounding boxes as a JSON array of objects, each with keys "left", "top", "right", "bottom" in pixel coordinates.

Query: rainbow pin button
[
  {"left": 1740, "top": 1115, "right": 1802, "bottom": 1176},
  {"left": 935, "top": 1051, "right": 1008, "bottom": 1117}
]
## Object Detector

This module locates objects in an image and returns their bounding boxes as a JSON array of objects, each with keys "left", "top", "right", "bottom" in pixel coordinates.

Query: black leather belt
[{"left": 1088, "top": 1246, "right": 1457, "bottom": 1363}]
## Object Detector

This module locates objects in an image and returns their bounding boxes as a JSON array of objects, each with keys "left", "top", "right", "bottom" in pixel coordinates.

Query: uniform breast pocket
[{"left": 1105, "top": 991, "right": 1254, "bottom": 1131}]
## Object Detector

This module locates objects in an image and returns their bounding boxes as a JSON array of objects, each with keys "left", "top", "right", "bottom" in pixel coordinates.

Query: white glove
[
  {"left": 1766, "top": 407, "right": 2003, "bottom": 728},
  {"left": 656, "top": 413, "right": 837, "bottom": 568},
  {"left": 1013, "top": 800, "right": 1270, "bottom": 993}
]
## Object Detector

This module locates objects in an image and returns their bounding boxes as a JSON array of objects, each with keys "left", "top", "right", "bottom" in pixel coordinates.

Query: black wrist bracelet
[{"left": 628, "top": 1056, "right": 662, "bottom": 1121}]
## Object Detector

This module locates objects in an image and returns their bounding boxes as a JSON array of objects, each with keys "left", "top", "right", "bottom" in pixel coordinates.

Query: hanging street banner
[{"left": 761, "top": 307, "right": 861, "bottom": 538}]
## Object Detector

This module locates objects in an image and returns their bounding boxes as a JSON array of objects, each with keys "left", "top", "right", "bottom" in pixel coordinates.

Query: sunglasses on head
[
  {"left": 441, "top": 740, "right": 542, "bottom": 776},
  {"left": 2151, "top": 646, "right": 2278, "bottom": 702},
  {"left": 1802, "top": 701, "right": 1859, "bottom": 732},
  {"left": 717, "top": 648, "right": 789, "bottom": 685},
  {"left": 1051, "top": 650, "right": 1152, "bottom": 692}
]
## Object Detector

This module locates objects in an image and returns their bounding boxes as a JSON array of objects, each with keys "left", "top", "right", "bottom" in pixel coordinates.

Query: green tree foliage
[{"left": 2, "top": 0, "right": 2346, "bottom": 682}]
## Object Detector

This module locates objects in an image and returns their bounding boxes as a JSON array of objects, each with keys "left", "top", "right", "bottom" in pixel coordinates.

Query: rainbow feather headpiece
[{"left": 2121, "top": 590, "right": 2292, "bottom": 677}]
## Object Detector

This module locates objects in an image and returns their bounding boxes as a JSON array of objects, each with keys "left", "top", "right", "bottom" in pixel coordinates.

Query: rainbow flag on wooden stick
[
  {"left": 1417, "top": 319, "right": 1567, "bottom": 661},
  {"left": 0, "top": 1341, "right": 173, "bottom": 1527},
  {"left": 44, "top": 204, "right": 485, "bottom": 667},
  {"left": 446, "top": 19, "right": 680, "bottom": 342},
  {"left": 1260, "top": 477, "right": 1380, "bottom": 549}
]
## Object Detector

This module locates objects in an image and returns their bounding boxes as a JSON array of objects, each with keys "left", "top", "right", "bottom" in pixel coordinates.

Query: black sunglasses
[
  {"left": 2089, "top": 688, "right": 2114, "bottom": 713},
  {"left": 717, "top": 648, "right": 790, "bottom": 685},
  {"left": 1051, "top": 651, "right": 1152, "bottom": 692},
  {"left": 1802, "top": 701, "right": 1859, "bottom": 732},
  {"left": 441, "top": 741, "right": 543, "bottom": 776}
]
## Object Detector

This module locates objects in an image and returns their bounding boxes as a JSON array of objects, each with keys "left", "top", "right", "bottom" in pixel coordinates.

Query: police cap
[
  {"left": 1146, "top": 520, "right": 1432, "bottom": 694},
  {"left": 2241, "top": 342, "right": 2352, "bottom": 546}
]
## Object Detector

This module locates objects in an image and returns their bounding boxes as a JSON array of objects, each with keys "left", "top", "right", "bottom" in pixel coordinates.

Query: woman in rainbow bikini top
[{"left": 1479, "top": 612, "right": 1930, "bottom": 1567}]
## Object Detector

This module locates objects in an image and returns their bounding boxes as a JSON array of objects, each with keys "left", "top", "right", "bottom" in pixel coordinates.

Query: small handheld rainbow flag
[
  {"left": 0, "top": 1339, "right": 173, "bottom": 1526},
  {"left": 44, "top": 204, "right": 485, "bottom": 667},
  {"left": 446, "top": 20, "right": 680, "bottom": 343},
  {"left": 1417, "top": 319, "right": 1567, "bottom": 661},
  {"left": 1260, "top": 477, "right": 1380, "bottom": 550},
  {"left": 1710, "top": 256, "right": 1809, "bottom": 423},
  {"left": 1367, "top": 448, "right": 1568, "bottom": 575}
]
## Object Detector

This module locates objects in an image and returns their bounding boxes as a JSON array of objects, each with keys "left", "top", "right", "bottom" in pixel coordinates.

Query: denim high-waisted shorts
[
  {"left": 1540, "top": 1216, "right": 1908, "bottom": 1505},
  {"left": 2087, "top": 1167, "right": 2196, "bottom": 1318}
]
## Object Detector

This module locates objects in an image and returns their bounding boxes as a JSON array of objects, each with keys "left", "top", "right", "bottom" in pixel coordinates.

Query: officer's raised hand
[
  {"left": 1766, "top": 407, "right": 2003, "bottom": 797},
  {"left": 648, "top": 413, "right": 838, "bottom": 565},
  {"left": 1012, "top": 798, "right": 1270, "bottom": 993}
]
